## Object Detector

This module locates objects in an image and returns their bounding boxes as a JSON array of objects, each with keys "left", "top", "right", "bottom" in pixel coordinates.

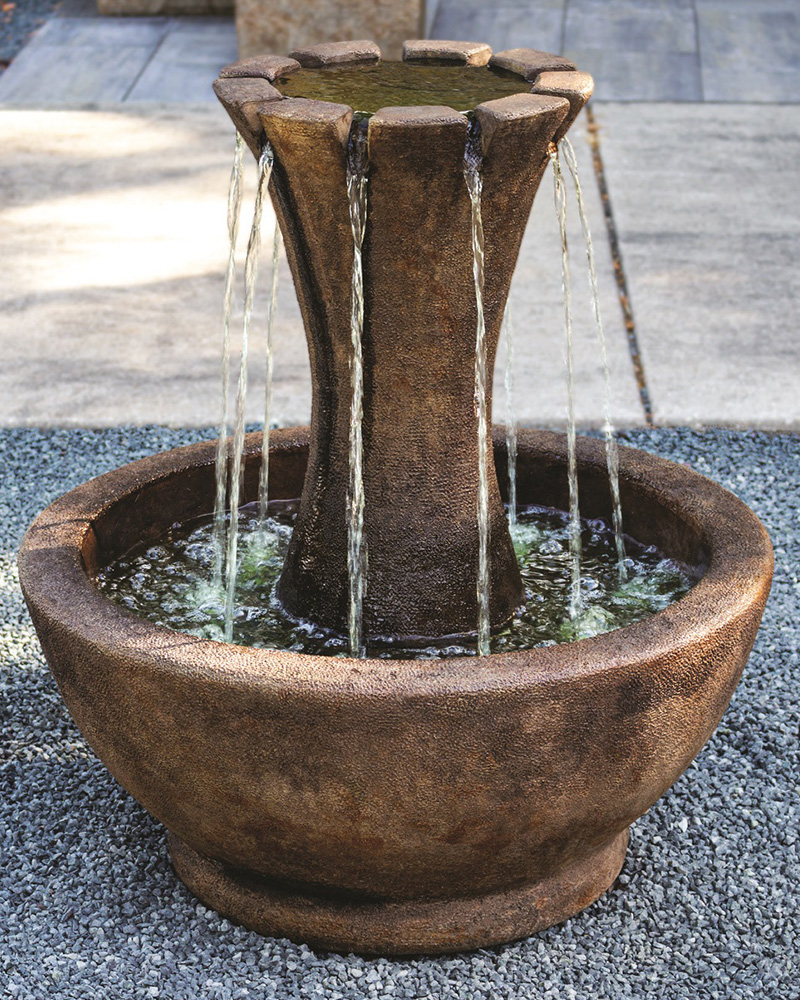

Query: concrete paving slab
[
  {"left": 33, "top": 15, "right": 169, "bottom": 46},
  {"left": 564, "top": 49, "right": 701, "bottom": 101},
  {"left": 432, "top": 0, "right": 564, "bottom": 57},
  {"left": 0, "top": 42, "right": 155, "bottom": 104},
  {"left": 593, "top": 102, "right": 800, "bottom": 429},
  {"left": 565, "top": 0, "right": 698, "bottom": 54},
  {"left": 0, "top": 105, "right": 643, "bottom": 429},
  {"left": 126, "top": 19, "right": 237, "bottom": 102},
  {"left": 563, "top": 0, "right": 701, "bottom": 101},
  {"left": 0, "top": 16, "right": 169, "bottom": 104},
  {"left": 696, "top": 5, "right": 800, "bottom": 102}
]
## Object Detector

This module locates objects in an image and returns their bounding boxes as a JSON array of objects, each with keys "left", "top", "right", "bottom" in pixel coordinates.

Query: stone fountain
[{"left": 18, "top": 41, "right": 773, "bottom": 955}]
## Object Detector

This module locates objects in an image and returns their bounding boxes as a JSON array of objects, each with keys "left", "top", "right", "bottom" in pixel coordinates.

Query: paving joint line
[
  {"left": 120, "top": 17, "right": 171, "bottom": 103},
  {"left": 559, "top": 0, "right": 568, "bottom": 55},
  {"left": 584, "top": 104, "right": 654, "bottom": 428},
  {"left": 692, "top": 0, "right": 705, "bottom": 102}
]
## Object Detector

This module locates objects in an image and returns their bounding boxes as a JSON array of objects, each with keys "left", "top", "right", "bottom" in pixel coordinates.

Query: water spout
[
  {"left": 223, "top": 142, "right": 275, "bottom": 641},
  {"left": 257, "top": 222, "right": 282, "bottom": 533},
  {"left": 464, "top": 121, "right": 491, "bottom": 656},
  {"left": 211, "top": 131, "right": 244, "bottom": 592},
  {"left": 560, "top": 136, "right": 627, "bottom": 577},
  {"left": 346, "top": 119, "right": 369, "bottom": 658},
  {"left": 550, "top": 144, "right": 582, "bottom": 620}
]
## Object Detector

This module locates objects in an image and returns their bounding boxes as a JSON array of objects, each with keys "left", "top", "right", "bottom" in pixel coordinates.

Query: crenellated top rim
[{"left": 214, "top": 41, "right": 592, "bottom": 157}]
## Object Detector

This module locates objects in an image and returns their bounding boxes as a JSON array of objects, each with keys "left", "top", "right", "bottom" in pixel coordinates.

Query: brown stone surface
[
  {"left": 211, "top": 76, "right": 282, "bottom": 157},
  {"left": 18, "top": 428, "right": 773, "bottom": 953},
  {"left": 289, "top": 40, "right": 381, "bottom": 68},
  {"left": 247, "top": 76, "right": 574, "bottom": 640},
  {"left": 237, "top": 1, "right": 421, "bottom": 61},
  {"left": 489, "top": 47, "right": 576, "bottom": 80},
  {"left": 169, "top": 829, "right": 629, "bottom": 955},
  {"left": 402, "top": 39, "right": 492, "bottom": 65},
  {"left": 210, "top": 62, "right": 578, "bottom": 641},
  {"left": 219, "top": 54, "right": 300, "bottom": 81},
  {"left": 533, "top": 70, "right": 595, "bottom": 141}
]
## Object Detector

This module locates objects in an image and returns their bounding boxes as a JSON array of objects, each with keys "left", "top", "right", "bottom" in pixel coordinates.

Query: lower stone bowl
[{"left": 18, "top": 427, "right": 772, "bottom": 956}]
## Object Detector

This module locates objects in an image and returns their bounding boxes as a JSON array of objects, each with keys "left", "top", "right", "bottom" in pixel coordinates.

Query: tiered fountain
[{"left": 18, "top": 40, "right": 772, "bottom": 955}]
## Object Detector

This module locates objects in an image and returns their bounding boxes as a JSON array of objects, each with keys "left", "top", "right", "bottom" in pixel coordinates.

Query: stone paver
[
  {"left": 594, "top": 102, "right": 800, "bottom": 428},
  {"left": 0, "top": 1, "right": 798, "bottom": 430},
  {"left": 127, "top": 18, "right": 237, "bottom": 102},
  {"left": 0, "top": 105, "right": 643, "bottom": 428},
  {"left": 696, "top": 1, "right": 800, "bottom": 102},
  {"left": 0, "top": 16, "right": 234, "bottom": 104},
  {"left": 2, "top": 1, "right": 799, "bottom": 105}
]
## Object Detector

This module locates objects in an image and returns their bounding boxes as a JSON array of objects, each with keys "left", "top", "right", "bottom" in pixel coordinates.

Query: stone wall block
[
  {"left": 532, "top": 70, "right": 594, "bottom": 141},
  {"left": 489, "top": 48, "right": 575, "bottom": 80},
  {"left": 212, "top": 77, "right": 283, "bottom": 157},
  {"left": 289, "top": 40, "right": 380, "bottom": 68},
  {"left": 237, "top": 1, "right": 423, "bottom": 61},
  {"left": 402, "top": 39, "right": 492, "bottom": 65},
  {"left": 219, "top": 54, "right": 301, "bottom": 81}
]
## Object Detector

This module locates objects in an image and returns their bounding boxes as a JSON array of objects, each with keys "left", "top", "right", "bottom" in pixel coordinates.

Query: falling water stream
[
  {"left": 560, "top": 136, "right": 627, "bottom": 575},
  {"left": 222, "top": 143, "right": 275, "bottom": 641},
  {"left": 503, "top": 301, "right": 518, "bottom": 531},
  {"left": 257, "top": 223, "right": 282, "bottom": 531},
  {"left": 463, "top": 123, "right": 492, "bottom": 656},
  {"left": 550, "top": 144, "right": 582, "bottom": 620},
  {"left": 211, "top": 132, "right": 244, "bottom": 592},
  {"left": 346, "top": 120, "right": 370, "bottom": 658}
]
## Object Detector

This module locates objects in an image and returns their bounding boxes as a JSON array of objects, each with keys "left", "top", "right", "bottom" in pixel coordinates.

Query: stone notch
[
  {"left": 532, "top": 70, "right": 594, "bottom": 141},
  {"left": 402, "top": 39, "right": 492, "bottom": 65},
  {"left": 212, "top": 77, "right": 284, "bottom": 158},
  {"left": 219, "top": 54, "right": 301, "bottom": 81},
  {"left": 289, "top": 40, "right": 380, "bottom": 67},
  {"left": 489, "top": 47, "right": 576, "bottom": 80}
]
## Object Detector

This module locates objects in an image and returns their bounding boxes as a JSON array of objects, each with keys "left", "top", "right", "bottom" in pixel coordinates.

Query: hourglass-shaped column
[{"left": 215, "top": 42, "right": 593, "bottom": 641}]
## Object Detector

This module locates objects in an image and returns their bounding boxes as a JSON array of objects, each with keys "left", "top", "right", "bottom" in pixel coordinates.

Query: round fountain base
[
  {"left": 18, "top": 428, "right": 773, "bottom": 958},
  {"left": 168, "top": 830, "right": 629, "bottom": 955}
]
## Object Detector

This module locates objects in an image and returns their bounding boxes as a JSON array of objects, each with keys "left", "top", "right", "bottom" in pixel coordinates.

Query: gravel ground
[{"left": 1, "top": 426, "right": 798, "bottom": 999}]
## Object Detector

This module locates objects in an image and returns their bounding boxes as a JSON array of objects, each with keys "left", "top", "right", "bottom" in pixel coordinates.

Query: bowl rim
[{"left": 18, "top": 426, "right": 773, "bottom": 700}]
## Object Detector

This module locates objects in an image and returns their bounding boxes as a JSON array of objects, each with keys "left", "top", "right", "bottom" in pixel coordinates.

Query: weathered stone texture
[{"left": 236, "top": 0, "right": 424, "bottom": 60}]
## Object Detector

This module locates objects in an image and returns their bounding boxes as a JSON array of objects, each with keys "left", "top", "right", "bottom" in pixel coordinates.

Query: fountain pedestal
[{"left": 215, "top": 42, "right": 591, "bottom": 641}]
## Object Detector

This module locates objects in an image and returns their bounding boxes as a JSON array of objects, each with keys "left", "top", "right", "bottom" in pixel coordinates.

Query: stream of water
[
  {"left": 551, "top": 145, "right": 582, "bottom": 620},
  {"left": 211, "top": 132, "right": 244, "bottom": 592},
  {"left": 222, "top": 142, "right": 275, "bottom": 641},
  {"left": 503, "top": 301, "right": 518, "bottom": 531},
  {"left": 257, "top": 223, "right": 282, "bottom": 533},
  {"left": 346, "top": 120, "right": 370, "bottom": 658},
  {"left": 464, "top": 123, "right": 492, "bottom": 656},
  {"left": 560, "top": 137, "right": 627, "bottom": 575}
]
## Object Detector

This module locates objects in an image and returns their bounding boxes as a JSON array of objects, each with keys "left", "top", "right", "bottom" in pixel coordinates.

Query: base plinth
[{"left": 168, "top": 830, "right": 629, "bottom": 956}]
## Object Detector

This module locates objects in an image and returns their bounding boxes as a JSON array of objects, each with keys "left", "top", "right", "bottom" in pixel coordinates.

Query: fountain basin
[{"left": 18, "top": 428, "right": 772, "bottom": 955}]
